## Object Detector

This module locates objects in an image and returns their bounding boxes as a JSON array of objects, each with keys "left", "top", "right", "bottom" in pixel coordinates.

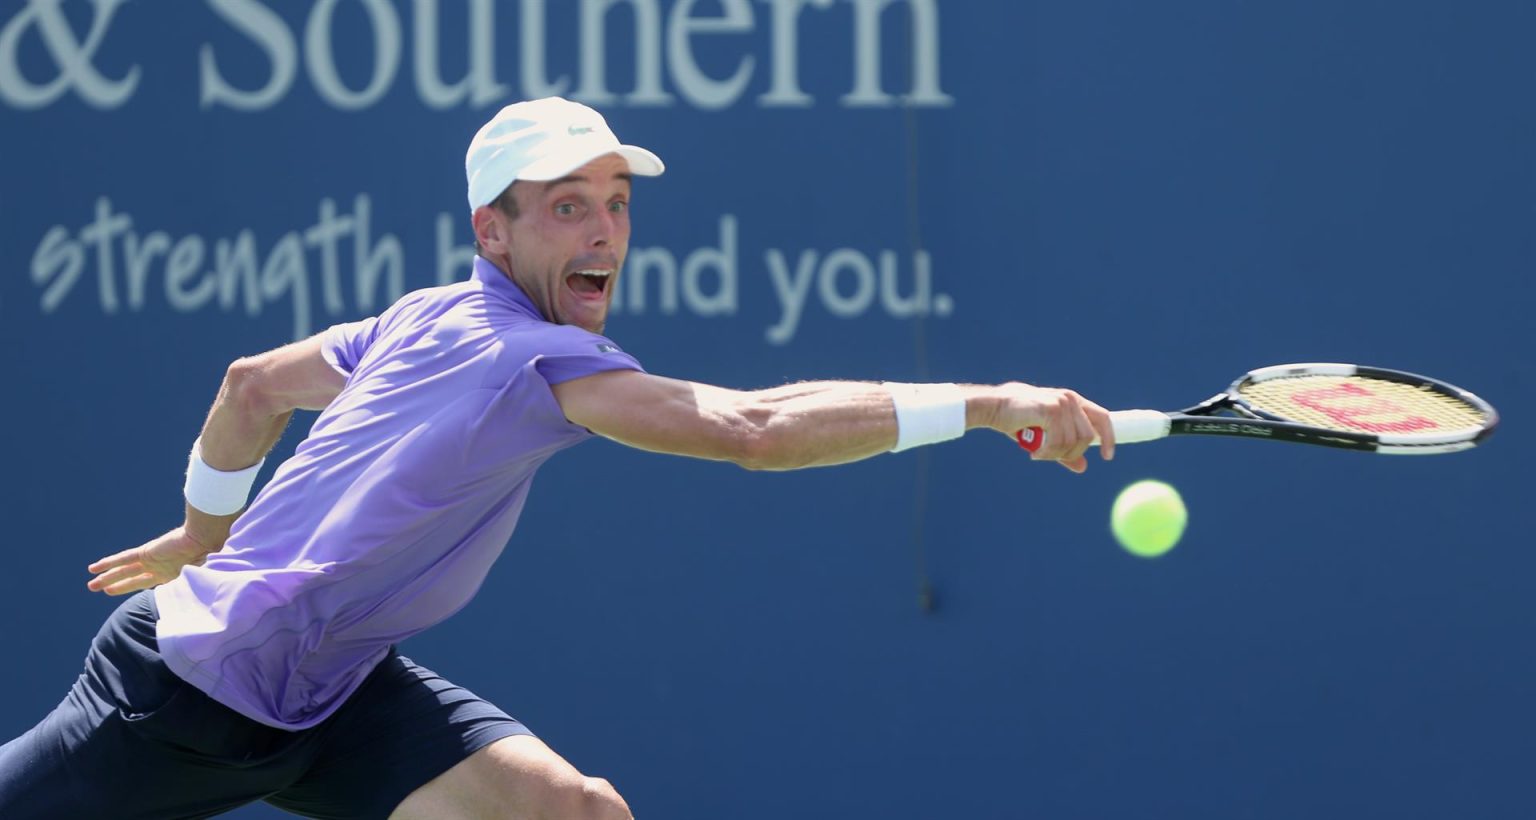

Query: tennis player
[{"left": 0, "top": 97, "right": 1115, "bottom": 819}]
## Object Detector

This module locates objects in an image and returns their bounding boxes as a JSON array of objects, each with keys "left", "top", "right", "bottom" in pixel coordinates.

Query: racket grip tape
[{"left": 1015, "top": 410, "right": 1172, "bottom": 453}]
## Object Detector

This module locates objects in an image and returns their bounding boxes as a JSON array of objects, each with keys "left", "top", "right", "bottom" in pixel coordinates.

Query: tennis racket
[{"left": 1016, "top": 363, "right": 1498, "bottom": 455}]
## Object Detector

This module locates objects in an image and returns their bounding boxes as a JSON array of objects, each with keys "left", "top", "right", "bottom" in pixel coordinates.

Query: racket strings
[{"left": 1236, "top": 375, "right": 1488, "bottom": 436}]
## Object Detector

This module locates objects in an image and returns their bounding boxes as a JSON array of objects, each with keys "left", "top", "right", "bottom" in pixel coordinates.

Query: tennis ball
[{"left": 1111, "top": 480, "right": 1187, "bottom": 558}]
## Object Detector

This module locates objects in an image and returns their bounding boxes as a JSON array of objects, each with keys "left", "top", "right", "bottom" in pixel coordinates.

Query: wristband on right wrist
[{"left": 883, "top": 382, "right": 967, "bottom": 452}]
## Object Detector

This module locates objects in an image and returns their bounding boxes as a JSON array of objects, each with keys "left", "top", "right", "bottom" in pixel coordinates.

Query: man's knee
[
  {"left": 574, "top": 775, "right": 631, "bottom": 820},
  {"left": 390, "top": 736, "right": 632, "bottom": 820},
  {"left": 529, "top": 772, "right": 630, "bottom": 820}
]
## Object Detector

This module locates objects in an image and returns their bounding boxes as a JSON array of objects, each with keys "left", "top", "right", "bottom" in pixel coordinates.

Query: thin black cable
[{"left": 901, "top": 22, "right": 935, "bottom": 614}]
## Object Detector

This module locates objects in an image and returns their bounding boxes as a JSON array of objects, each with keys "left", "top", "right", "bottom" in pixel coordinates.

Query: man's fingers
[
  {"left": 103, "top": 573, "right": 155, "bottom": 597},
  {"left": 1030, "top": 394, "right": 1078, "bottom": 461},
  {"left": 1045, "top": 394, "right": 1092, "bottom": 463},
  {"left": 87, "top": 547, "right": 140, "bottom": 574},
  {"left": 1088, "top": 404, "right": 1115, "bottom": 461},
  {"left": 1065, "top": 401, "right": 1096, "bottom": 463},
  {"left": 1058, "top": 404, "right": 1093, "bottom": 471},
  {"left": 1010, "top": 387, "right": 1113, "bottom": 469},
  {"left": 87, "top": 563, "right": 144, "bottom": 593}
]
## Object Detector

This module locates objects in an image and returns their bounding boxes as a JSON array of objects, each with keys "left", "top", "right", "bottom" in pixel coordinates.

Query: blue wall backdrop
[{"left": 2, "top": 1, "right": 1531, "bottom": 817}]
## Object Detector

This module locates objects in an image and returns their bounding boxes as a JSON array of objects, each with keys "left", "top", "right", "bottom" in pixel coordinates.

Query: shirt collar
[{"left": 472, "top": 255, "right": 542, "bottom": 319}]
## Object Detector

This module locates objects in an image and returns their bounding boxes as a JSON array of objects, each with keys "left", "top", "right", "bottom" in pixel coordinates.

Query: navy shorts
[{"left": 0, "top": 591, "right": 533, "bottom": 819}]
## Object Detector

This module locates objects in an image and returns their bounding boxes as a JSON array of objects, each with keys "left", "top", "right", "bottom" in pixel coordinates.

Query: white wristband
[
  {"left": 884, "top": 382, "right": 967, "bottom": 452},
  {"left": 184, "top": 438, "right": 266, "bottom": 516}
]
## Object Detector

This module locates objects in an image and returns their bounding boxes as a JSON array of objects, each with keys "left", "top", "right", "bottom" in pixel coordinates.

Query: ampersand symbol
[{"left": 0, "top": 0, "right": 139, "bottom": 109}]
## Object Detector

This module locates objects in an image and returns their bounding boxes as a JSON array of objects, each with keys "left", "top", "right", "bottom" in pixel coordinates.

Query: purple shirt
[{"left": 155, "top": 257, "right": 641, "bottom": 730}]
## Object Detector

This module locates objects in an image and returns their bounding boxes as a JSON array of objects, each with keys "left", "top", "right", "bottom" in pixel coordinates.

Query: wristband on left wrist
[{"left": 183, "top": 438, "right": 265, "bottom": 516}]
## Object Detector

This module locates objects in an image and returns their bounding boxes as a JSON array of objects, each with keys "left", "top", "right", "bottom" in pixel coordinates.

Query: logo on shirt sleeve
[{"left": 596, "top": 344, "right": 619, "bottom": 353}]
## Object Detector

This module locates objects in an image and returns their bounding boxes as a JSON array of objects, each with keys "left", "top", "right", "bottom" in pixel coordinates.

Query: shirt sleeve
[
  {"left": 320, "top": 316, "right": 381, "bottom": 377},
  {"left": 531, "top": 326, "right": 645, "bottom": 386}
]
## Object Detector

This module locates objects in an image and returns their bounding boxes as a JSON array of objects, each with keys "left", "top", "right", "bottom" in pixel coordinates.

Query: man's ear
[{"left": 472, "top": 205, "right": 507, "bottom": 254}]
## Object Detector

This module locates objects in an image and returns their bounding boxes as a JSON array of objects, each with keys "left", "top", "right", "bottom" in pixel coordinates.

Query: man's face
[{"left": 488, "top": 153, "right": 633, "bottom": 333}]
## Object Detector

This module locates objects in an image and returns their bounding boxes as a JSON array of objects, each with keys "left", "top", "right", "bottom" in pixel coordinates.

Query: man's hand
[
  {"left": 86, "top": 528, "right": 215, "bottom": 596},
  {"left": 985, "top": 382, "right": 1117, "bottom": 473}
]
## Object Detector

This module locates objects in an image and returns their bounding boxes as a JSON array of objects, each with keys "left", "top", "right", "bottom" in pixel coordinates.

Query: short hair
[{"left": 473, "top": 184, "right": 521, "bottom": 254}]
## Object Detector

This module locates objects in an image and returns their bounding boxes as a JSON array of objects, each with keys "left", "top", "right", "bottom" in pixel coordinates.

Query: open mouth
[{"left": 566, "top": 269, "right": 612, "bottom": 299}]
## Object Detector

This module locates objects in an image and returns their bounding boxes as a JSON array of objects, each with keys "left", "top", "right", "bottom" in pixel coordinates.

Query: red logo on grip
[{"left": 1289, "top": 382, "right": 1437, "bottom": 433}]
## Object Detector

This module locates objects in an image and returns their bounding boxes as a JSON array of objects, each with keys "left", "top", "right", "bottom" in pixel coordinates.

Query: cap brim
[{"left": 518, "top": 144, "right": 665, "bottom": 181}]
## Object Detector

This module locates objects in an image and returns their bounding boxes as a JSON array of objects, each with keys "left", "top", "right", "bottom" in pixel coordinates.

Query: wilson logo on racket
[{"left": 1286, "top": 383, "right": 1437, "bottom": 434}]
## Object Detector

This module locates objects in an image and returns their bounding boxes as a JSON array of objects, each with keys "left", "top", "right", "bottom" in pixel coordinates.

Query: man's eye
[
  {"left": 555, "top": 203, "right": 576, "bottom": 215},
  {"left": 609, "top": 201, "right": 628, "bottom": 214}
]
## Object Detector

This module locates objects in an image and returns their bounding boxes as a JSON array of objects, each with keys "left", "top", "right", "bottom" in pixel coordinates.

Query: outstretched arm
[
  {"left": 87, "top": 334, "right": 347, "bottom": 596},
  {"left": 550, "top": 370, "right": 1116, "bottom": 472}
]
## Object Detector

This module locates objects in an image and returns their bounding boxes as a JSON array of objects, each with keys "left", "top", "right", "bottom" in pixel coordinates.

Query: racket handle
[{"left": 1015, "top": 410, "right": 1172, "bottom": 453}]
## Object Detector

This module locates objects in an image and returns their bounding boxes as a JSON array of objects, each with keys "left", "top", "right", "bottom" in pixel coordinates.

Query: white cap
[{"left": 465, "top": 97, "right": 665, "bottom": 210}]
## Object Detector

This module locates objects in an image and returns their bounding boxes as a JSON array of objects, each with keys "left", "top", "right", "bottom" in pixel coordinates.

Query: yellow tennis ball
[{"left": 1111, "top": 480, "right": 1187, "bottom": 558}]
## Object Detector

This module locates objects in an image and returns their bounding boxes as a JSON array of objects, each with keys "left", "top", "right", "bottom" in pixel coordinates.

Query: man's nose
[{"left": 589, "top": 210, "right": 618, "bottom": 247}]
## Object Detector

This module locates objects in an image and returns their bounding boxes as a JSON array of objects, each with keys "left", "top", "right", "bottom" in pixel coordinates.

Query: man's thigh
[
  {"left": 389, "top": 734, "right": 633, "bottom": 820},
  {"left": 0, "top": 592, "right": 304, "bottom": 819},
  {"left": 268, "top": 653, "right": 540, "bottom": 818}
]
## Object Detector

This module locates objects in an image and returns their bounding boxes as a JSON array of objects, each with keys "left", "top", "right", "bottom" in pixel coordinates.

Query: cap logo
[{"left": 568, "top": 125, "right": 595, "bottom": 136}]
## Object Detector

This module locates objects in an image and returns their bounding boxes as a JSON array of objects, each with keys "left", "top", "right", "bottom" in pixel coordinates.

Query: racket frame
[
  {"left": 1015, "top": 363, "right": 1499, "bottom": 455},
  {"left": 1218, "top": 363, "right": 1499, "bottom": 454}
]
